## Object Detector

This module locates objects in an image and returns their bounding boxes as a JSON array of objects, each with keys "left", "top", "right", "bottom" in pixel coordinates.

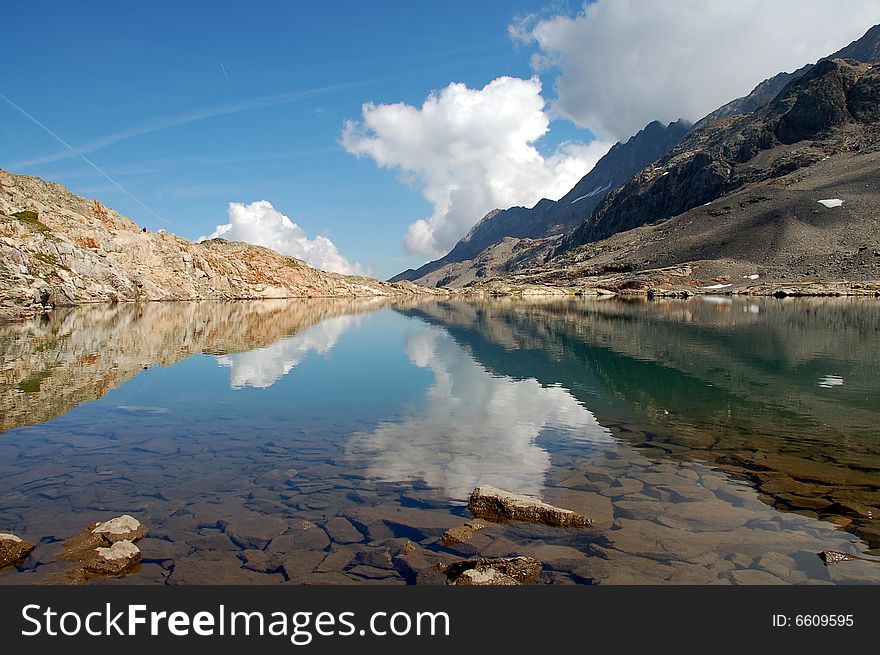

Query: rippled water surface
[{"left": 1, "top": 296, "right": 878, "bottom": 584}]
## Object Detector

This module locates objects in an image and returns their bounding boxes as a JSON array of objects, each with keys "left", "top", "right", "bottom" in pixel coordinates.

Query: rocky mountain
[
  {"left": 390, "top": 119, "right": 692, "bottom": 287},
  {"left": 489, "top": 123, "right": 880, "bottom": 296},
  {"left": 696, "top": 23, "right": 880, "bottom": 129},
  {"left": 831, "top": 22, "right": 880, "bottom": 63},
  {"left": 396, "top": 24, "right": 880, "bottom": 292},
  {"left": 0, "top": 170, "right": 442, "bottom": 320},
  {"left": 560, "top": 57, "right": 880, "bottom": 253}
]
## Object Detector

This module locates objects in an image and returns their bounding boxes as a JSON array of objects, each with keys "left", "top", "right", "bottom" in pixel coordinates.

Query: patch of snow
[
  {"left": 0, "top": 533, "right": 23, "bottom": 542},
  {"left": 701, "top": 283, "right": 732, "bottom": 290},
  {"left": 570, "top": 181, "right": 612, "bottom": 204},
  {"left": 743, "top": 274, "right": 759, "bottom": 280},
  {"left": 817, "top": 199, "right": 843, "bottom": 208},
  {"left": 818, "top": 375, "right": 844, "bottom": 389}
]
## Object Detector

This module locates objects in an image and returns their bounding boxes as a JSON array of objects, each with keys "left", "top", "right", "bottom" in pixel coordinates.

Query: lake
[{"left": 1, "top": 296, "right": 878, "bottom": 584}]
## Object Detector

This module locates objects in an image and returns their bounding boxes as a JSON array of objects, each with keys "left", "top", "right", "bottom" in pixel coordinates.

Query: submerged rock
[
  {"left": 324, "top": 517, "right": 364, "bottom": 545},
  {"left": 442, "top": 556, "right": 542, "bottom": 586},
  {"left": 219, "top": 511, "right": 288, "bottom": 550},
  {"left": 468, "top": 485, "right": 595, "bottom": 528},
  {"left": 0, "top": 532, "right": 36, "bottom": 568},
  {"left": 441, "top": 519, "right": 490, "bottom": 546},
  {"left": 390, "top": 542, "right": 453, "bottom": 585}
]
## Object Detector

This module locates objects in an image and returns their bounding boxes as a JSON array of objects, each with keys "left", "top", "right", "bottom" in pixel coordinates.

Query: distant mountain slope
[
  {"left": 499, "top": 144, "right": 880, "bottom": 293},
  {"left": 391, "top": 118, "right": 691, "bottom": 286},
  {"left": 0, "top": 170, "right": 440, "bottom": 320},
  {"left": 559, "top": 58, "right": 880, "bottom": 253}
]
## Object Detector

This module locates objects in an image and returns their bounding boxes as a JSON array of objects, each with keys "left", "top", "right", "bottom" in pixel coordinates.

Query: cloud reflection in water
[
  {"left": 347, "top": 325, "right": 614, "bottom": 500},
  {"left": 215, "top": 314, "right": 360, "bottom": 389}
]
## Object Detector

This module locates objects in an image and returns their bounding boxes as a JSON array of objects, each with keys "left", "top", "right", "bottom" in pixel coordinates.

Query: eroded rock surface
[
  {"left": 468, "top": 485, "right": 595, "bottom": 528},
  {"left": 86, "top": 540, "right": 141, "bottom": 575},
  {"left": 59, "top": 515, "right": 146, "bottom": 582},
  {"left": 442, "top": 556, "right": 542, "bottom": 586},
  {"left": 0, "top": 532, "right": 35, "bottom": 568},
  {"left": 441, "top": 519, "right": 490, "bottom": 546}
]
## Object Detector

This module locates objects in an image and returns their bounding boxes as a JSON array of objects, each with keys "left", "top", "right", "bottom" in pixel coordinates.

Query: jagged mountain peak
[
  {"left": 392, "top": 118, "right": 692, "bottom": 286},
  {"left": 559, "top": 57, "right": 880, "bottom": 253}
]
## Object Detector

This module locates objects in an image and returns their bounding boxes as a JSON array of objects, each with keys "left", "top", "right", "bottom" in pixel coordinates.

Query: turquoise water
[{"left": 0, "top": 297, "right": 878, "bottom": 584}]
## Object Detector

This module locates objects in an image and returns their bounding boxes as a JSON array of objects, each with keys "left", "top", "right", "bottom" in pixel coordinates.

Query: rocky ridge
[
  {"left": 562, "top": 58, "right": 880, "bottom": 250},
  {"left": 482, "top": 142, "right": 880, "bottom": 296},
  {"left": 0, "top": 169, "right": 443, "bottom": 321},
  {"left": 693, "top": 24, "right": 880, "bottom": 129}
]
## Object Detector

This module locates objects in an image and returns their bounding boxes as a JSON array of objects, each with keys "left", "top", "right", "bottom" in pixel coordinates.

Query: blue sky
[
  {"left": 3, "top": 1, "right": 878, "bottom": 278},
  {"left": 2, "top": 1, "right": 577, "bottom": 277}
]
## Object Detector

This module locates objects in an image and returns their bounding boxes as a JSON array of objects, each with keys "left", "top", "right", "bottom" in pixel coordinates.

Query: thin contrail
[
  {"left": 7, "top": 54, "right": 511, "bottom": 170},
  {"left": 220, "top": 62, "right": 229, "bottom": 82},
  {"left": 10, "top": 78, "right": 375, "bottom": 169},
  {"left": 1, "top": 94, "right": 182, "bottom": 229}
]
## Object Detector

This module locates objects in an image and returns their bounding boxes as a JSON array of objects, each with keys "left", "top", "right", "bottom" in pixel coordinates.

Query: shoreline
[{"left": 4, "top": 279, "right": 880, "bottom": 322}]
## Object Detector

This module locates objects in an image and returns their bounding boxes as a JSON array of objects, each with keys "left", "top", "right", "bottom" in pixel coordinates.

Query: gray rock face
[
  {"left": 468, "top": 485, "right": 595, "bottom": 528},
  {"left": 0, "top": 532, "right": 36, "bottom": 568}
]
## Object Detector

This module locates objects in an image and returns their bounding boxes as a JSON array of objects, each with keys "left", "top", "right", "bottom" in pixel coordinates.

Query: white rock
[
  {"left": 92, "top": 515, "right": 142, "bottom": 536},
  {"left": 96, "top": 540, "right": 140, "bottom": 561}
]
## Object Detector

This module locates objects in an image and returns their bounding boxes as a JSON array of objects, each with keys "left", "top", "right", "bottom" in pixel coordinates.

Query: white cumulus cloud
[
  {"left": 201, "top": 200, "right": 362, "bottom": 275},
  {"left": 341, "top": 76, "right": 611, "bottom": 258},
  {"left": 513, "top": 0, "right": 880, "bottom": 141}
]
